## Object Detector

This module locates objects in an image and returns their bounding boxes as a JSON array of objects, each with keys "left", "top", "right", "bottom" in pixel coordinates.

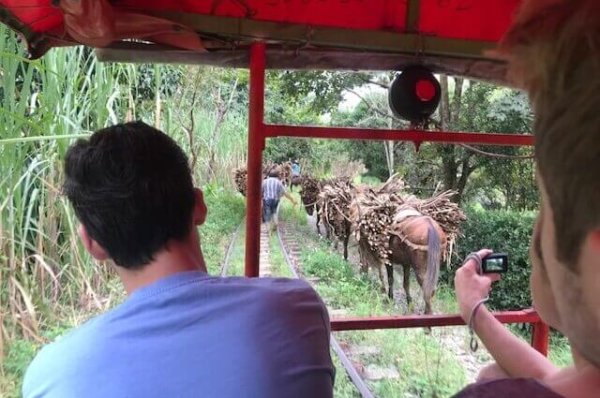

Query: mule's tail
[{"left": 424, "top": 218, "right": 441, "bottom": 303}]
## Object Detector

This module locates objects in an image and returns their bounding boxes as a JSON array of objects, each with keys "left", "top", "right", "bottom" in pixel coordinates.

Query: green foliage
[
  {"left": 295, "top": 228, "right": 467, "bottom": 396},
  {"left": 0, "top": 339, "right": 38, "bottom": 397},
  {"left": 549, "top": 334, "right": 574, "bottom": 367},
  {"left": 200, "top": 190, "right": 245, "bottom": 274},
  {"left": 446, "top": 208, "right": 537, "bottom": 310},
  {"left": 303, "top": 250, "right": 355, "bottom": 281},
  {"left": 340, "top": 140, "right": 391, "bottom": 181},
  {"left": 452, "top": 83, "right": 537, "bottom": 208},
  {"left": 269, "top": 71, "right": 364, "bottom": 114},
  {"left": 279, "top": 197, "right": 308, "bottom": 226},
  {"left": 132, "top": 64, "right": 184, "bottom": 100},
  {"left": 264, "top": 137, "right": 313, "bottom": 164},
  {"left": 357, "top": 175, "right": 382, "bottom": 185}
]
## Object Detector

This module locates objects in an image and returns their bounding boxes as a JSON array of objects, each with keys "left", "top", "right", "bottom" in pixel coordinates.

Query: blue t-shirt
[
  {"left": 23, "top": 272, "right": 334, "bottom": 398},
  {"left": 291, "top": 164, "right": 301, "bottom": 176}
]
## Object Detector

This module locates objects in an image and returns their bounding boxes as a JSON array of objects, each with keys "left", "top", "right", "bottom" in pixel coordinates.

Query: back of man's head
[
  {"left": 499, "top": 0, "right": 600, "bottom": 268},
  {"left": 268, "top": 169, "right": 280, "bottom": 178},
  {"left": 63, "top": 122, "right": 195, "bottom": 269},
  {"left": 498, "top": 0, "right": 600, "bottom": 366}
]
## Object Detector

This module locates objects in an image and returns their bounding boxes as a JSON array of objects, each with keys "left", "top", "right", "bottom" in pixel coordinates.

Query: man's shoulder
[
  {"left": 227, "top": 277, "right": 328, "bottom": 322},
  {"left": 23, "top": 315, "right": 109, "bottom": 397},
  {"left": 229, "top": 277, "right": 320, "bottom": 303}
]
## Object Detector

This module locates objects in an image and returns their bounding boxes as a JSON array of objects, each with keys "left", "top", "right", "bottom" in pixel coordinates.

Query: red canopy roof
[{"left": 0, "top": 1, "right": 522, "bottom": 80}]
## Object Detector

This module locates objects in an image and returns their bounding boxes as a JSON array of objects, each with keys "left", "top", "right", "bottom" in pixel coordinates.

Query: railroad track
[
  {"left": 221, "top": 219, "right": 375, "bottom": 397},
  {"left": 220, "top": 221, "right": 243, "bottom": 277}
]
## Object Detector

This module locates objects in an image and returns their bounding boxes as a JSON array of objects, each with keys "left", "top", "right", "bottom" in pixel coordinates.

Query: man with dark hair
[
  {"left": 262, "top": 167, "right": 296, "bottom": 232},
  {"left": 453, "top": 1, "right": 600, "bottom": 397},
  {"left": 23, "top": 122, "right": 334, "bottom": 398}
]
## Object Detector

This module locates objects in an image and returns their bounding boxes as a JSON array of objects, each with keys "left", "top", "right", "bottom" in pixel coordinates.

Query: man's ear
[
  {"left": 78, "top": 224, "right": 110, "bottom": 261},
  {"left": 193, "top": 188, "right": 207, "bottom": 226}
]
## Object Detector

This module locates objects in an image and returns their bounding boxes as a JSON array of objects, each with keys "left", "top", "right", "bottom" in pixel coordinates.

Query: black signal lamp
[{"left": 388, "top": 66, "right": 441, "bottom": 123}]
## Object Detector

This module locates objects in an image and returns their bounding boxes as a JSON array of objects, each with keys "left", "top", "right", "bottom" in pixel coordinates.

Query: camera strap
[
  {"left": 468, "top": 297, "right": 489, "bottom": 352},
  {"left": 465, "top": 251, "right": 488, "bottom": 352}
]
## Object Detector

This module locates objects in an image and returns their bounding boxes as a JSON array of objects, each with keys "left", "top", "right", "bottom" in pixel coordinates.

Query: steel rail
[{"left": 276, "top": 222, "right": 375, "bottom": 398}]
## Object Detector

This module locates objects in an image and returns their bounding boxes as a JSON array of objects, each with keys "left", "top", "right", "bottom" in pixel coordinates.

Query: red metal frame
[
  {"left": 330, "top": 310, "right": 548, "bottom": 354},
  {"left": 244, "top": 42, "right": 548, "bottom": 355},
  {"left": 264, "top": 124, "right": 534, "bottom": 147},
  {"left": 244, "top": 43, "right": 266, "bottom": 278}
]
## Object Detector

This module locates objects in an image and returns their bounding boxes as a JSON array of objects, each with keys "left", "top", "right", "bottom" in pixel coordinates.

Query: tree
[{"left": 329, "top": 74, "right": 536, "bottom": 207}]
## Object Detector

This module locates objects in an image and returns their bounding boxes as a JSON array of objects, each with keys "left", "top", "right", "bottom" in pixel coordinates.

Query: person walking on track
[{"left": 262, "top": 167, "right": 296, "bottom": 232}]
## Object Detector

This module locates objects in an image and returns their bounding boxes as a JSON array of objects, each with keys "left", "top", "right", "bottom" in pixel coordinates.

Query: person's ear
[
  {"left": 78, "top": 224, "right": 110, "bottom": 261},
  {"left": 193, "top": 188, "right": 207, "bottom": 226}
]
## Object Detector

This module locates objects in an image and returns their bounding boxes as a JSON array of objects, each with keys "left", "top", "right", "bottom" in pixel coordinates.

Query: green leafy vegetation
[
  {"left": 201, "top": 191, "right": 245, "bottom": 274},
  {"left": 444, "top": 207, "right": 537, "bottom": 311},
  {"left": 293, "top": 220, "right": 468, "bottom": 396}
]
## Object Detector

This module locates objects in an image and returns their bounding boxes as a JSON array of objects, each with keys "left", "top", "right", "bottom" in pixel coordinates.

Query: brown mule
[{"left": 387, "top": 215, "right": 447, "bottom": 314}]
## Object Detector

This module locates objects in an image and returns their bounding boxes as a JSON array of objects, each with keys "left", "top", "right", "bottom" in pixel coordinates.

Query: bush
[
  {"left": 301, "top": 249, "right": 382, "bottom": 310},
  {"left": 444, "top": 208, "right": 537, "bottom": 311},
  {"left": 200, "top": 189, "right": 245, "bottom": 274}
]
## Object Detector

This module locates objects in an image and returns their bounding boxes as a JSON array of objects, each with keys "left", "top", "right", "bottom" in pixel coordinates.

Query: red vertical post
[
  {"left": 244, "top": 42, "right": 266, "bottom": 277},
  {"left": 531, "top": 320, "right": 550, "bottom": 356}
]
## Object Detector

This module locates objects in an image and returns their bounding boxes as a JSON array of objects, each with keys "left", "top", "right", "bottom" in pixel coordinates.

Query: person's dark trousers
[{"left": 262, "top": 198, "right": 279, "bottom": 223}]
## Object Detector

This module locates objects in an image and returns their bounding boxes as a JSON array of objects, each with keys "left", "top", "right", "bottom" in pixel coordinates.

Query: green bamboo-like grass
[{"left": 0, "top": 25, "right": 249, "bottom": 366}]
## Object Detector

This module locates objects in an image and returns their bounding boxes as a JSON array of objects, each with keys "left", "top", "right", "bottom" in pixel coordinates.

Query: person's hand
[{"left": 454, "top": 249, "right": 501, "bottom": 322}]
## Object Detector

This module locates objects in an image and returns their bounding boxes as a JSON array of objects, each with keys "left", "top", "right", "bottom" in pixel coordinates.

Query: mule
[{"left": 386, "top": 215, "right": 446, "bottom": 314}]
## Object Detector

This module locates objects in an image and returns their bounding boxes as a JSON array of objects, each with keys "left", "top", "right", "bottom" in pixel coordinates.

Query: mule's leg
[
  {"left": 316, "top": 212, "right": 321, "bottom": 235},
  {"left": 386, "top": 264, "right": 394, "bottom": 300},
  {"left": 377, "top": 263, "right": 387, "bottom": 295},
  {"left": 343, "top": 234, "right": 349, "bottom": 261},
  {"left": 415, "top": 272, "right": 434, "bottom": 315},
  {"left": 403, "top": 263, "right": 412, "bottom": 307},
  {"left": 413, "top": 266, "right": 429, "bottom": 314}
]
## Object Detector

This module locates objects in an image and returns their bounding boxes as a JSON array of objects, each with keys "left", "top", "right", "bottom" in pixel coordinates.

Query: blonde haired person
[{"left": 453, "top": 1, "right": 600, "bottom": 397}]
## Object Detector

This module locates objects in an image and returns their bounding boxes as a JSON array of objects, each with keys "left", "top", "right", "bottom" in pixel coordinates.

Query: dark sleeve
[
  {"left": 452, "top": 378, "right": 565, "bottom": 398},
  {"left": 258, "top": 279, "right": 334, "bottom": 398}
]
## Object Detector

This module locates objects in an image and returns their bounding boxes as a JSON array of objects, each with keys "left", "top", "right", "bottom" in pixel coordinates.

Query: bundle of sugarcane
[
  {"left": 234, "top": 168, "right": 247, "bottom": 196},
  {"left": 234, "top": 162, "right": 288, "bottom": 197},
  {"left": 280, "top": 161, "right": 293, "bottom": 186},
  {"left": 262, "top": 161, "right": 277, "bottom": 177},
  {"left": 299, "top": 175, "right": 320, "bottom": 215},
  {"left": 350, "top": 188, "right": 398, "bottom": 265},
  {"left": 318, "top": 179, "right": 354, "bottom": 238},
  {"left": 401, "top": 190, "right": 466, "bottom": 237},
  {"left": 377, "top": 173, "right": 406, "bottom": 195},
  {"left": 320, "top": 176, "right": 351, "bottom": 188}
]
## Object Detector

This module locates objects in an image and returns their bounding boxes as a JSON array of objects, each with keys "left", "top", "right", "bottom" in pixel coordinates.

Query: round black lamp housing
[{"left": 388, "top": 66, "right": 441, "bottom": 123}]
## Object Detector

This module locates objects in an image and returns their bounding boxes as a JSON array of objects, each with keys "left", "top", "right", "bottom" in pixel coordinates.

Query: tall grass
[
  {"left": 0, "top": 24, "right": 250, "bottom": 368},
  {"left": 1, "top": 29, "right": 128, "bottom": 357}
]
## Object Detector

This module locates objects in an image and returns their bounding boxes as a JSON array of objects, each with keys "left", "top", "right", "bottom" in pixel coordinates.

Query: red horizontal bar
[
  {"left": 263, "top": 124, "right": 534, "bottom": 147},
  {"left": 330, "top": 309, "right": 541, "bottom": 331}
]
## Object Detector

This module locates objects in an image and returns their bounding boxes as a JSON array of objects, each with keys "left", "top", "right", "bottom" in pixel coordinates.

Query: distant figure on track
[
  {"left": 23, "top": 122, "right": 333, "bottom": 398},
  {"left": 291, "top": 159, "right": 301, "bottom": 178},
  {"left": 290, "top": 159, "right": 302, "bottom": 192},
  {"left": 262, "top": 167, "right": 296, "bottom": 232}
]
